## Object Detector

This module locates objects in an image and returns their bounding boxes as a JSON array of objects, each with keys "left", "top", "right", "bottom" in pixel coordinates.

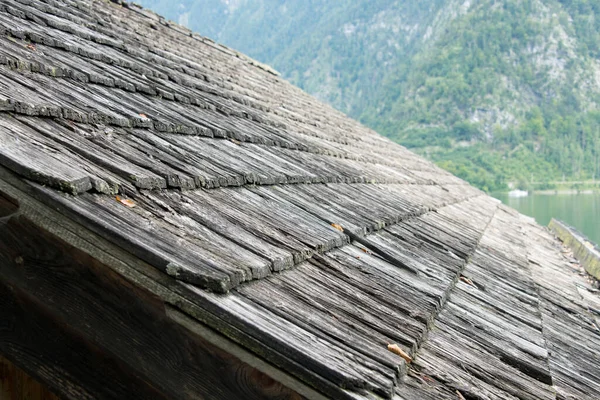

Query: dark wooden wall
[
  {"left": 0, "top": 192, "right": 59, "bottom": 400},
  {"left": 0, "top": 355, "right": 59, "bottom": 400}
]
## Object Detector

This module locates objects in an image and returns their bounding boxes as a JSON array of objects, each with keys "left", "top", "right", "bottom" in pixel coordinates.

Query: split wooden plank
[
  {"left": 0, "top": 49, "right": 449, "bottom": 187},
  {"left": 156, "top": 134, "right": 287, "bottom": 185},
  {"left": 184, "top": 189, "right": 316, "bottom": 265},
  {"left": 0, "top": 38, "right": 436, "bottom": 178},
  {"left": 195, "top": 187, "right": 348, "bottom": 254},
  {"left": 75, "top": 126, "right": 197, "bottom": 190},
  {"left": 462, "top": 252, "right": 544, "bottom": 330},
  {"left": 233, "top": 142, "right": 321, "bottom": 184},
  {"left": 251, "top": 185, "right": 370, "bottom": 236},
  {"left": 442, "top": 299, "right": 550, "bottom": 380},
  {"left": 261, "top": 184, "right": 414, "bottom": 235},
  {"left": 0, "top": 0, "right": 443, "bottom": 169},
  {"left": 0, "top": 114, "right": 92, "bottom": 194},
  {"left": 393, "top": 374, "right": 463, "bottom": 400},
  {"left": 0, "top": 65, "right": 130, "bottom": 125},
  {"left": 521, "top": 216, "right": 600, "bottom": 400},
  {"left": 355, "top": 196, "right": 497, "bottom": 281},
  {"left": 358, "top": 230, "right": 462, "bottom": 282},
  {"left": 416, "top": 319, "right": 555, "bottom": 400},
  {"left": 405, "top": 207, "right": 558, "bottom": 400},
  {"left": 414, "top": 346, "right": 539, "bottom": 400},
  {"left": 308, "top": 253, "right": 432, "bottom": 325},
  {"left": 540, "top": 307, "right": 600, "bottom": 399},
  {"left": 131, "top": 192, "right": 273, "bottom": 281},
  {"left": 129, "top": 130, "right": 245, "bottom": 188},
  {"left": 253, "top": 182, "right": 468, "bottom": 241},
  {"left": 329, "top": 245, "right": 448, "bottom": 314}
]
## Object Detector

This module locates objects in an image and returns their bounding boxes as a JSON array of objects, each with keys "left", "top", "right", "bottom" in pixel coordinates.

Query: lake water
[{"left": 492, "top": 192, "right": 600, "bottom": 245}]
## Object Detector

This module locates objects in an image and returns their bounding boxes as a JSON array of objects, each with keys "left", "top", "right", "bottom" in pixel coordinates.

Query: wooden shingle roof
[{"left": 0, "top": 1, "right": 599, "bottom": 399}]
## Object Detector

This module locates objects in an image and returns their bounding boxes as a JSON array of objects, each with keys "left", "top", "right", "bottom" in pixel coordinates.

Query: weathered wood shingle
[{"left": 0, "top": 1, "right": 599, "bottom": 399}]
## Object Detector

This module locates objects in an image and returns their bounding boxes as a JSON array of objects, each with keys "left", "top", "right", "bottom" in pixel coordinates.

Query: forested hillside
[{"left": 137, "top": 0, "right": 600, "bottom": 191}]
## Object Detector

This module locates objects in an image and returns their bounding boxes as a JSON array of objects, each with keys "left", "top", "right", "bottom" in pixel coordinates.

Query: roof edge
[{"left": 111, "top": 0, "right": 280, "bottom": 76}]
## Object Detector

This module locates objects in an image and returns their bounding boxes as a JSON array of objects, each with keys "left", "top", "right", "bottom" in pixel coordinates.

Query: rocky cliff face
[{"left": 138, "top": 0, "right": 600, "bottom": 190}]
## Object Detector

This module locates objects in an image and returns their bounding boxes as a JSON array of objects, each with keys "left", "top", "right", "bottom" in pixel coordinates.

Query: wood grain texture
[
  {"left": 0, "top": 171, "right": 331, "bottom": 400},
  {"left": 0, "top": 0, "right": 478, "bottom": 299},
  {"left": 177, "top": 195, "right": 500, "bottom": 399},
  {"left": 0, "top": 355, "right": 59, "bottom": 400},
  {"left": 0, "top": 281, "right": 169, "bottom": 400},
  {"left": 25, "top": 178, "right": 481, "bottom": 294}
]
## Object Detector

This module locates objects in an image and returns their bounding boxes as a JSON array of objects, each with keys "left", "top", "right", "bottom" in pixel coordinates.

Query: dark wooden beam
[
  {"left": 0, "top": 281, "right": 169, "bottom": 400},
  {"left": 0, "top": 193, "right": 305, "bottom": 400},
  {"left": 0, "top": 355, "right": 59, "bottom": 400}
]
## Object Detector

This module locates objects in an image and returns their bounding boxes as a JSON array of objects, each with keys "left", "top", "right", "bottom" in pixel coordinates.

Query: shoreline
[
  {"left": 532, "top": 189, "right": 599, "bottom": 195},
  {"left": 496, "top": 189, "right": 600, "bottom": 195}
]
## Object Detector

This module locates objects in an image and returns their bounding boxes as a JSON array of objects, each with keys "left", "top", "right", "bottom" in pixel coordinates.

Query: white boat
[{"left": 508, "top": 189, "right": 529, "bottom": 198}]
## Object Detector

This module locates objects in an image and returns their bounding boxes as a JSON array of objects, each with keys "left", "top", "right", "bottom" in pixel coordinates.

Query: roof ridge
[
  {"left": 220, "top": 195, "right": 499, "bottom": 398},
  {"left": 403, "top": 206, "right": 559, "bottom": 399},
  {"left": 407, "top": 200, "right": 500, "bottom": 362}
]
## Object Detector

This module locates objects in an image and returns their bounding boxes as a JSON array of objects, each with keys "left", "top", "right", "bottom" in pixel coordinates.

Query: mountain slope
[{"left": 138, "top": 0, "right": 600, "bottom": 191}]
